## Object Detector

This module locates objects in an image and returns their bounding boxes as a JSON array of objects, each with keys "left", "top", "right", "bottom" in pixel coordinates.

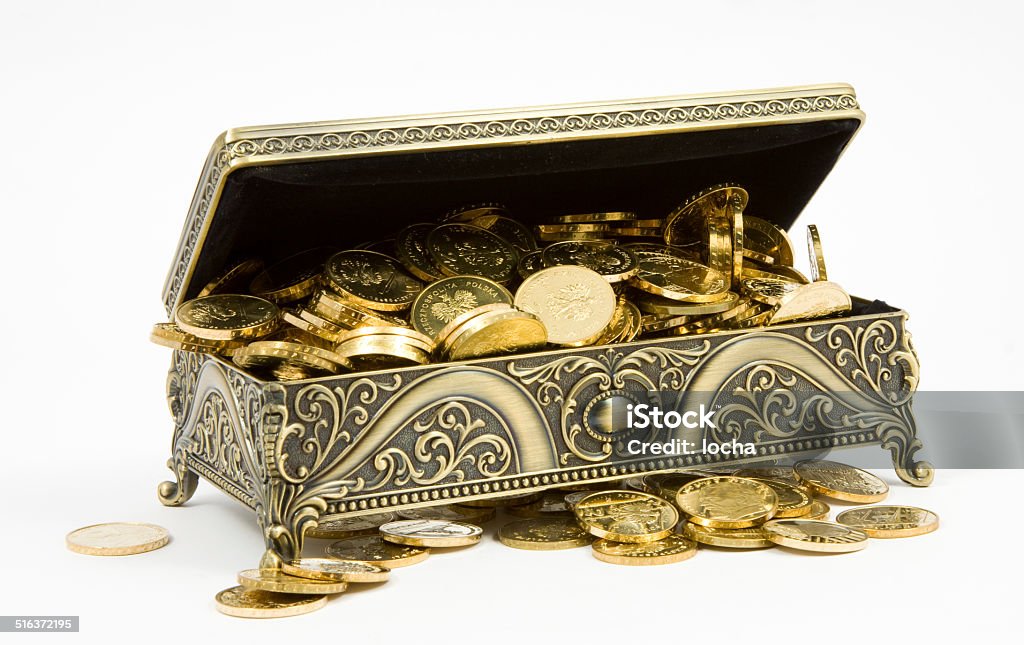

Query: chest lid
[{"left": 163, "top": 83, "right": 864, "bottom": 314}]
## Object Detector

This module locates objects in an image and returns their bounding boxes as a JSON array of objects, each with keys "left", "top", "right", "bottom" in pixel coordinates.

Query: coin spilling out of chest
[
  {"left": 379, "top": 519, "right": 484, "bottom": 548},
  {"left": 155, "top": 185, "right": 859, "bottom": 380},
  {"left": 573, "top": 490, "right": 679, "bottom": 543},
  {"left": 794, "top": 460, "right": 890, "bottom": 503},
  {"left": 215, "top": 586, "right": 328, "bottom": 619},
  {"left": 835, "top": 506, "right": 939, "bottom": 538}
]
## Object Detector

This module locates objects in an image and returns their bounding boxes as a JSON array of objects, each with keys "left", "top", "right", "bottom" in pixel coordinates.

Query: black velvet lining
[{"left": 184, "top": 119, "right": 861, "bottom": 300}]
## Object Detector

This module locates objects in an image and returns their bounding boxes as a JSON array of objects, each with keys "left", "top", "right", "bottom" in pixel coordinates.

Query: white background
[{"left": 1, "top": 1, "right": 1020, "bottom": 643}]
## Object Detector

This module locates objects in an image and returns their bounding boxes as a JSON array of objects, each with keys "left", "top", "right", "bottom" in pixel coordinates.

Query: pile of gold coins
[
  {"left": 201, "top": 459, "right": 936, "bottom": 617},
  {"left": 151, "top": 183, "right": 855, "bottom": 380}
]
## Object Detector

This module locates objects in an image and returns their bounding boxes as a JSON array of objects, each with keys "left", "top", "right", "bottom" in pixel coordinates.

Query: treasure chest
[{"left": 157, "top": 83, "right": 932, "bottom": 566}]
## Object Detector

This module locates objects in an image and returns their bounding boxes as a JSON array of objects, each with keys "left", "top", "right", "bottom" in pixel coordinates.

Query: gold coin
[
  {"left": 537, "top": 223, "right": 620, "bottom": 234},
  {"left": 174, "top": 294, "right": 280, "bottom": 341},
  {"left": 536, "top": 230, "right": 609, "bottom": 242},
  {"left": 740, "top": 277, "right": 801, "bottom": 307},
  {"left": 410, "top": 276, "right": 513, "bottom": 340},
  {"left": 281, "top": 558, "right": 389, "bottom": 583},
  {"left": 434, "top": 303, "right": 514, "bottom": 355},
  {"left": 675, "top": 476, "right": 778, "bottom": 528},
  {"left": 635, "top": 291, "right": 740, "bottom": 317},
  {"left": 615, "top": 218, "right": 664, "bottom": 228},
  {"left": 306, "top": 512, "right": 398, "bottom": 539},
  {"left": 379, "top": 519, "right": 483, "bottom": 547},
  {"left": 749, "top": 478, "right": 813, "bottom": 518},
  {"left": 514, "top": 266, "right": 616, "bottom": 346},
  {"left": 574, "top": 490, "right": 678, "bottom": 544},
  {"left": 730, "top": 204, "right": 744, "bottom": 284},
  {"left": 732, "top": 465, "right": 801, "bottom": 483},
  {"left": 149, "top": 322, "right": 245, "bottom": 356},
  {"left": 682, "top": 522, "right": 774, "bottom": 549},
  {"left": 250, "top": 247, "right": 334, "bottom": 304},
  {"left": 664, "top": 184, "right": 747, "bottom": 276},
  {"left": 742, "top": 248, "right": 776, "bottom": 266},
  {"left": 325, "top": 535, "right": 431, "bottom": 567},
  {"left": 806, "top": 224, "right": 828, "bottom": 281},
  {"left": 470, "top": 214, "right": 538, "bottom": 253},
  {"left": 427, "top": 223, "right": 520, "bottom": 284},
  {"left": 804, "top": 500, "right": 831, "bottom": 520},
  {"left": 394, "top": 223, "right": 445, "bottom": 281},
  {"left": 794, "top": 460, "right": 889, "bottom": 503},
  {"left": 337, "top": 326, "right": 434, "bottom": 353},
  {"left": 498, "top": 518, "right": 594, "bottom": 550},
  {"left": 618, "top": 301, "right": 643, "bottom": 342},
  {"left": 198, "top": 258, "right": 264, "bottom": 297},
  {"left": 233, "top": 341, "right": 345, "bottom": 375},
  {"left": 505, "top": 491, "right": 573, "bottom": 518},
  {"left": 440, "top": 203, "right": 508, "bottom": 223},
  {"left": 541, "top": 241, "right": 640, "bottom": 283},
  {"left": 334, "top": 336, "right": 431, "bottom": 371},
  {"left": 835, "top": 506, "right": 939, "bottom": 538},
  {"left": 237, "top": 569, "right": 348, "bottom": 595},
  {"left": 446, "top": 308, "right": 547, "bottom": 361},
  {"left": 324, "top": 250, "right": 423, "bottom": 312},
  {"left": 563, "top": 491, "right": 591, "bottom": 510},
  {"left": 744, "top": 216, "right": 795, "bottom": 267},
  {"left": 518, "top": 250, "right": 545, "bottom": 279},
  {"left": 271, "top": 363, "right": 315, "bottom": 381},
  {"left": 763, "top": 519, "right": 868, "bottom": 553},
  {"left": 398, "top": 504, "right": 496, "bottom": 524},
  {"left": 609, "top": 227, "right": 664, "bottom": 238},
  {"left": 309, "top": 289, "right": 408, "bottom": 328},
  {"left": 553, "top": 211, "right": 637, "bottom": 223},
  {"left": 459, "top": 491, "right": 543, "bottom": 508},
  {"left": 215, "top": 586, "right": 327, "bottom": 619},
  {"left": 593, "top": 301, "right": 631, "bottom": 345},
  {"left": 592, "top": 535, "right": 697, "bottom": 565},
  {"left": 768, "top": 281, "right": 851, "bottom": 324},
  {"left": 629, "top": 251, "right": 730, "bottom": 303},
  {"left": 641, "top": 471, "right": 722, "bottom": 500},
  {"left": 282, "top": 310, "right": 347, "bottom": 343},
  {"left": 66, "top": 522, "right": 169, "bottom": 556},
  {"left": 665, "top": 298, "right": 757, "bottom": 335}
]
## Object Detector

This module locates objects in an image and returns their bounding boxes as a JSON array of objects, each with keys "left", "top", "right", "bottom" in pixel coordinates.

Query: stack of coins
[{"left": 153, "top": 184, "right": 855, "bottom": 380}]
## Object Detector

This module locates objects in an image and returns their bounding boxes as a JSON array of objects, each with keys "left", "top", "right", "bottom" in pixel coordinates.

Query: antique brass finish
[{"left": 156, "top": 84, "right": 932, "bottom": 567}]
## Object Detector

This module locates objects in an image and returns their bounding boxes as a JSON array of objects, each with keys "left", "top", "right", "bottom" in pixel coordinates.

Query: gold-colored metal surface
[
  {"left": 324, "top": 250, "right": 423, "bottom": 312},
  {"left": 306, "top": 512, "right": 398, "bottom": 539},
  {"left": 675, "top": 476, "right": 778, "bottom": 528},
  {"left": 763, "top": 519, "right": 868, "bottom": 553},
  {"left": 325, "top": 535, "right": 431, "bottom": 567},
  {"left": 281, "top": 558, "right": 389, "bottom": 583},
  {"left": 682, "top": 523, "right": 774, "bottom": 549},
  {"left": 794, "top": 460, "right": 890, "bottom": 503},
  {"left": 835, "top": 506, "right": 939, "bottom": 538},
  {"left": 149, "top": 322, "right": 245, "bottom": 356},
  {"left": 807, "top": 224, "right": 828, "bottom": 281},
  {"left": 394, "top": 224, "right": 445, "bottom": 282},
  {"left": 769, "top": 281, "right": 852, "bottom": 324},
  {"left": 498, "top": 518, "right": 593, "bottom": 550},
  {"left": 514, "top": 265, "right": 616, "bottom": 346},
  {"left": 471, "top": 214, "right": 538, "bottom": 253},
  {"left": 744, "top": 216, "right": 795, "bottom": 267},
  {"left": 574, "top": 491, "right": 678, "bottom": 543},
  {"left": 803, "top": 500, "right": 831, "bottom": 520},
  {"left": 445, "top": 308, "right": 547, "bottom": 361},
  {"left": 591, "top": 535, "right": 698, "bottom": 565},
  {"left": 214, "top": 586, "right": 327, "bottom": 619},
  {"left": 154, "top": 85, "right": 940, "bottom": 569},
  {"left": 540, "top": 241, "right": 640, "bottom": 284},
  {"left": 629, "top": 251, "right": 730, "bottom": 303},
  {"left": 237, "top": 569, "right": 349, "bottom": 595},
  {"left": 174, "top": 294, "right": 280, "bottom": 341},
  {"left": 65, "top": 522, "right": 169, "bottom": 556},
  {"left": 249, "top": 248, "right": 332, "bottom": 304},
  {"left": 750, "top": 477, "right": 813, "bottom": 518},
  {"left": 379, "top": 519, "right": 483, "bottom": 547},
  {"left": 427, "top": 223, "right": 520, "bottom": 284},
  {"left": 410, "top": 276, "right": 513, "bottom": 340}
]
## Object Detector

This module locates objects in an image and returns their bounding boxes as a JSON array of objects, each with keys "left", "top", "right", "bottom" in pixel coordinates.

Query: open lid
[{"left": 163, "top": 83, "right": 864, "bottom": 313}]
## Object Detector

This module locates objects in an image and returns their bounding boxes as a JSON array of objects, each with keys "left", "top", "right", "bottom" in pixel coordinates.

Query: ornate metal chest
[{"left": 157, "top": 83, "right": 932, "bottom": 566}]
